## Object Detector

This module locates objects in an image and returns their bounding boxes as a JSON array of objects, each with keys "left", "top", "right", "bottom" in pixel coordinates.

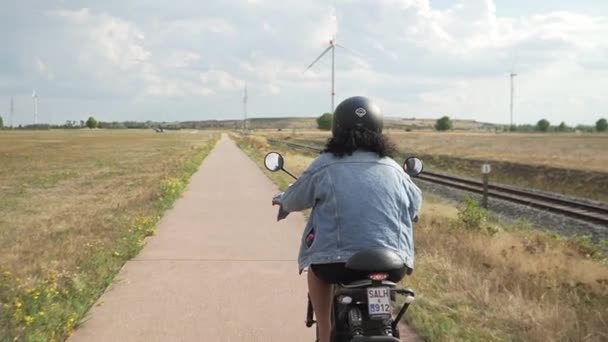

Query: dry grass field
[
  {"left": 0, "top": 129, "right": 218, "bottom": 340},
  {"left": 389, "top": 131, "right": 608, "bottom": 172},
  {"left": 266, "top": 130, "right": 608, "bottom": 202},
  {"left": 234, "top": 133, "right": 608, "bottom": 342},
  {"left": 268, "top": 130, "right": 608, "bottom": 172}
]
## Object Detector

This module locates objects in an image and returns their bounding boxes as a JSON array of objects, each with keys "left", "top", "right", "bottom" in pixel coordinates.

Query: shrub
[
  {"left": 435, "top": 116, "right": 453, "bottom": 131},
  {"left": 316, "top": 113, "right": 333, "bottom": 131},
  {"left": 536, "top": 119, "right": 550, "bottom": 132},
  {"left": 457, "top": 196, "right": 499, "bottom": 235},
  {"left": 596, "top": 118, "right": 607, "bottom": 132},
  {"left": 86, "top": 117, "right": 97, "bottom": 129}
]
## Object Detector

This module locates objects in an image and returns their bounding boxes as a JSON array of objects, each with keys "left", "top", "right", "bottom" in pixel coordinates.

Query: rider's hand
[{"left": 272, "top": 192, "right": 283, "bottom": 206}]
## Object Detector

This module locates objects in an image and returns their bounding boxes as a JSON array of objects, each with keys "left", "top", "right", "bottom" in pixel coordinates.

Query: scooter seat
[{"left": 345, "top": 248, "right": 405, "bottom": 272}]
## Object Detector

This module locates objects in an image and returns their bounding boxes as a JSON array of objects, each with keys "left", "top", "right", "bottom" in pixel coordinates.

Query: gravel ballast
[{"left": 416, "top": 179, "right": 608, "bottom": 242}]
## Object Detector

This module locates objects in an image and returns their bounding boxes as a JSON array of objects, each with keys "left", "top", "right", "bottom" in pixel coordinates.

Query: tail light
[
  {"left": 369, "top": 273, "right": 388, "bottom": 281},
  {"left": 339, "top": 296, "right": 353, "bottom": 304}
]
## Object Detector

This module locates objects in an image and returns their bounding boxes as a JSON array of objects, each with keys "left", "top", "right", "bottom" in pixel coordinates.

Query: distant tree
[
  {"left": 557, "top": 122, "right": 569, "bottom": 132},
  {"left": 596, "top": 118, "right": 608, "bottom": 132},
  {"left": 0, "top": 115, "right": 3, "bottom": 128},
  {"left": 536, "top": 119, "right": 550, "bottom": 132},
  {"left": 435, "top": 116, "right": 453, "bottom": 131},
  {"left": 86, "top": 116, "right": 97, "bottom": 129},
  {"left": 575, "top": 124, "right": 593, "bottom": 133},
  {"left": 316, "top": 112, "right": 333, "bottom": 131}
]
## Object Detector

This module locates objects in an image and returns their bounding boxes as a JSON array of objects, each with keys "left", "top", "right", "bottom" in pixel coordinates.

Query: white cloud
[
  {"left": 306, "top": 9, "right": 338, "bottom": 48},
  {"left": 145, "top": 79, "right": 213, "bottom": 97},
  {"left": 267, "top": 84, "right": 281, "bottom": 95},
  {"left": 52, "top": 8, "right": 151, "bottom": 71},
  {"left": 4, "top": 1, "right": 607, "bottom": 125},
  {"left": 164, "top": 17, "right": 236, "bottom": 36},
  {"left": 35, "top": 58, "right": 54, "bottom": 80},
  {"left": 166, "top": 51, "right": 201, "bottom": 68},
  {"left": 199, "top": 69, "right": 243, "bottom": 91}
]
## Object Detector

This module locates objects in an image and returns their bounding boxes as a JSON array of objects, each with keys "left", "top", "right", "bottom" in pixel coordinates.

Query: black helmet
[{"left": 332, "top": 96, "right": 383, "bottom": 136}]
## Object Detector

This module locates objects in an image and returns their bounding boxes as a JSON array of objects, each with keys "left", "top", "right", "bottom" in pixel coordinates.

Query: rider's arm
[
  {"left": 278, "top": 166, "right": 320, "bottom": 213},
  {"left": 406, "top": 179, "right": 423, "bottom": 222}
]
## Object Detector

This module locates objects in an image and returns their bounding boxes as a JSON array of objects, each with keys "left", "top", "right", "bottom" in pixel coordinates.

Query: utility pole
[{"left": 510, "top": 73, "right": 517, "bottom": 131}]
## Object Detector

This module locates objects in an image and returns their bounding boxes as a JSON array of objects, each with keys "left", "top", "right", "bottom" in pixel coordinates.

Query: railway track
[{"left": 267, "top": 138, "right": 608, "bottom": 227}]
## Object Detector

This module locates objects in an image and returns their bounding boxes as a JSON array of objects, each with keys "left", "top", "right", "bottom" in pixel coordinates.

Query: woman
[{"left": 272, "top": 96, "right": 422, "bottom": 342}]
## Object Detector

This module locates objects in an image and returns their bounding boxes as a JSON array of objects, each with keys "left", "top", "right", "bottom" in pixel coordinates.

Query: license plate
[{"left": 367, "top": 287, "right": 391, "bottom": 317}]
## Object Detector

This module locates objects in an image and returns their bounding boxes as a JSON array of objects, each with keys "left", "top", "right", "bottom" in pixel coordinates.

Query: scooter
[{"left": 263, "top": 152, "right": 423, "bottom": 342}]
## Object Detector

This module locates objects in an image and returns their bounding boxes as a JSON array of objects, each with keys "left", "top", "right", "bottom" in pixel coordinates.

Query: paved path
[{"left": 70, "top": 135, "right": 314, "bottom": 342}]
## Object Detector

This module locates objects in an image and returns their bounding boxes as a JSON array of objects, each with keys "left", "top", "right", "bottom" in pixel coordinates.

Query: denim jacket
[{"left": 277, "top": 151, "right": 422, "bottom": 273}]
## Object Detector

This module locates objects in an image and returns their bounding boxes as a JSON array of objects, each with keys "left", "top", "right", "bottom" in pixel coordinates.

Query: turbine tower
[
  {"left": 32, "top": 89, "right": 38, "bottom": 124},
  {"left": 10, "top": 96, "right": 14, "bottom": 128},
  {"left": 510, "top": 72, "right": 517, "bottom": 130},
  {"left": 243, "top": 83, "right": 248, "bottom": 131}
]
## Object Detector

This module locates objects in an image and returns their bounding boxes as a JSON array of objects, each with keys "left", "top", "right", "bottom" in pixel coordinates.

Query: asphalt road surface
[{"left": 70, "top": 135, "right": 314, "bottom": 341}]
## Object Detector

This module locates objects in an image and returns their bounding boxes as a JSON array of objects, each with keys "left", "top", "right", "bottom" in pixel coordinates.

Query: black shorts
[{"left": 310, "top": 263, "right": 409, "bottom": 284}]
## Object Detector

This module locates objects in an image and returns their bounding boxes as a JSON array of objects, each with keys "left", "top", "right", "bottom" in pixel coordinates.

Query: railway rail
[{"left": 267, "top": 138, "right": 608, "bottom": 226}]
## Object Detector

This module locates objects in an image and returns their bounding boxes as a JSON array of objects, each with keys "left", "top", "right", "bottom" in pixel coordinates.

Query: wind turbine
[
  {"left": 32, "top": 89, "right": 38, "bottom": 124},
  {"left": 305, "top": 14, "right": 356, "bottom": 113}
]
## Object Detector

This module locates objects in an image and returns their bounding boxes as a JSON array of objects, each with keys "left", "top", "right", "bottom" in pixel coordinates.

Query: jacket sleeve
[
  {"left": 278, "top": 165, "right": 319, "bottom": 213},
  {"left": 405, "top": 179, "right": 423, "bottom": 220}
]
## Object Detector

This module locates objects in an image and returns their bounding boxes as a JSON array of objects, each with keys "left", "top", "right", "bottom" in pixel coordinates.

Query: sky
[{"left": 1, "top": 0, "right": 608, "bottom": 126}]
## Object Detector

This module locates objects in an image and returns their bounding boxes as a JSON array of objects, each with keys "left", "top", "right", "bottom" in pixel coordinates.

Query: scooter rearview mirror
[
  {"left": 264, "top": 151, "right": 298, "bottom": 180},
  {"left": 264, "top": 152, "right": 284, "bottom": 172},
  {"left": 403, "top": 157, "right": 424, "bottom": 177}
]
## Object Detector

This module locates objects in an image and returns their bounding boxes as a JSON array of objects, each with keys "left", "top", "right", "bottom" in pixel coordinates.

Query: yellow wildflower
[{"left": 24, "top": 316, "right": 35, "bottom": 326}]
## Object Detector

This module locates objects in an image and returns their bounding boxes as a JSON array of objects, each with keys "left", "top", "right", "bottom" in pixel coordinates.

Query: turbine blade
[
  {"left": 305, "top": 45, "right": 333, "bottom": 71},
  {"left": 335, "top": 43, "right": 362, "bottom": 57}
]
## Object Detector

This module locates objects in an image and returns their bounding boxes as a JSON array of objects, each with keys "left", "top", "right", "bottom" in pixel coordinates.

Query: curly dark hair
[{"left": 323, "top": 127, "right": 396, "bottom": 158}]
